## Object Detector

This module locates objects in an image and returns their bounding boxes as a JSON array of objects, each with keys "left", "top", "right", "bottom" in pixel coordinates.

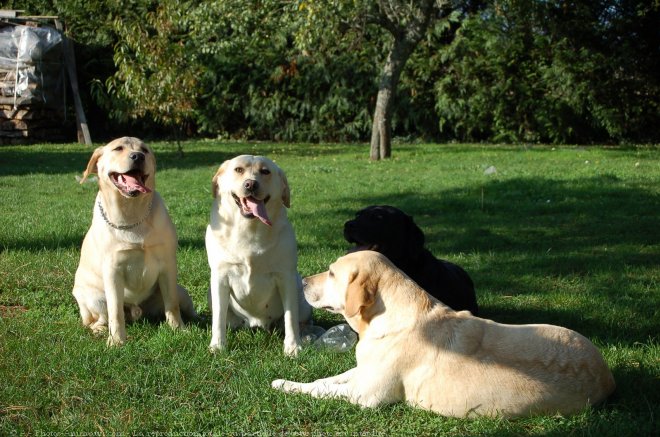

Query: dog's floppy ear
[
  {"left": 80, "top": 146, "right": 104, "bottom": 184},
  {"left": 345, "top": 268, "right": 377, "bottom": 319},
  {"left": 211, "top": 160, "right": 230, "bottom": 198},
  {"left": 279, "top": 168, "right": 291, "bottom": 208}
]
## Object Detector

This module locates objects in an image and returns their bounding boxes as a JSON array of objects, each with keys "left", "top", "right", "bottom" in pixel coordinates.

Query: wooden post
[{"left": 56, "top": 20, "right": 92, "bottom": 145}]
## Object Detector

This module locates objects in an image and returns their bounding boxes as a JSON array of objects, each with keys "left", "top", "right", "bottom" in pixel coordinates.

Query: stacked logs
[
  {"left": 0, "top": 104, "right": 68, "bottom": 144},
  {"left": 0, "top": 20, "right": 71, "bottom": 144}
]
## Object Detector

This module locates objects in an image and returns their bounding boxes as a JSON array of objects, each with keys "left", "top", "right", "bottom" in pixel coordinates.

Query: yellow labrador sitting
[
  {"left": 272, "top": 251, "right": 616, "bottom": 418},
  {"left": 206, "top": 155, "right": 311, "bottom": 356},
  {"left": 73, "top": 137, "right": 196, "bottom": 346}
]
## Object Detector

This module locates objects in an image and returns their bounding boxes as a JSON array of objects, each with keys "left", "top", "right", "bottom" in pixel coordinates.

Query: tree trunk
[
  {"left": 369, "top": 38, "right": 416, "bottom": 160},
  {"left": 370, "top": 88, "right": 392, "bottom": 160},
  {"left": 369, "top": 0, "right": 438, "bottom": 160}
]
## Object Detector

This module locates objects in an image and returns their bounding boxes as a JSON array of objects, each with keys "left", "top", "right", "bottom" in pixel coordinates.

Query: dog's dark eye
[
  {"left": 234, "top": 167, "right": 244, "bottom": 174},
  {"left": 141, "top": 147, "right": 149, "bottom": 154},
  {"left": 260, "top": 168, "right": 271, "bottom": 175},
  {"left": 328, "top": 270, "right": 334, "bottom": 278},
  {"left": 113, "top": 146, "right": 123, "bottom": 152}
]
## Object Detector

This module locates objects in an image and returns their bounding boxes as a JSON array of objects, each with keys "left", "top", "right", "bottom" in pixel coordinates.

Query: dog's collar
[{"left": 97, "top": 198, "right": 153, "bottom": 230}]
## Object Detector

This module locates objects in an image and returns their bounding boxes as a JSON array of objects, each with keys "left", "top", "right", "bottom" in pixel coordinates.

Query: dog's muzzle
[{"left": 110, "top": 166, "right": 151, "bottom": 197}]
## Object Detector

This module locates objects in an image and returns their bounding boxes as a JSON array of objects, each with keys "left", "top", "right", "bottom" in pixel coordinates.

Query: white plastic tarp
[{"left": 0, "top": 24, "right": 64, "bottom": 107}]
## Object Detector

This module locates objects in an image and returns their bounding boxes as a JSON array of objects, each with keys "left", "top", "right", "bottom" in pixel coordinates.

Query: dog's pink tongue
[
  {"left": 245, "top": 197, "right": 271, "bottom": 226},
  {"left": 119, "top": 173, "right": 151, "bottom": 193}
]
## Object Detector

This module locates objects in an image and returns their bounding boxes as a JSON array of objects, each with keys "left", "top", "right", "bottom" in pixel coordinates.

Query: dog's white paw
[
  {"left": 208, "top": 339, "right": 226, "bottom": 354},
  {"left": 271, "top": 379, "right": 301, "bottom": 393},
  {"left": 90, "top": 322, "right": 108, "bottom": 335},
  {"left": 283, "top": 340, "right": 302, "bottom": 357},
  {"left": 271, "top": 379, "right": 288, "bottom": 390},
  {"left": 106, "top": 333, "right": 125, "bottom": 347},
  {"left": 166, "top": 311, "right": 184, "bottom": 329}
]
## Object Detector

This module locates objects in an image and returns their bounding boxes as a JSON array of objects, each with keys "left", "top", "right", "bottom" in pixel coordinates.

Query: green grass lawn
[{"left": 1, "top": 140, "right": 658, "bottom": 435}]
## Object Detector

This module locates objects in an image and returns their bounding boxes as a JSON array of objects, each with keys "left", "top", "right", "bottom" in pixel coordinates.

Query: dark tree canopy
[{"left": 10, "top": 0, "right": 660, "bottom": 148}]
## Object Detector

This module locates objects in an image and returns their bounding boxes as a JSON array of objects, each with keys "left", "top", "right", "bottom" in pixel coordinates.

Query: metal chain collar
[{"left": 97, "top": 198, "right": 153, "bottom": 230}]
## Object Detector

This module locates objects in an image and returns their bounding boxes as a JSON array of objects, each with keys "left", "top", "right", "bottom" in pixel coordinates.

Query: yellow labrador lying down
[
  {"left": 73, "top": 137, "right": 196, "bottom": 346},
  {"left": 272, "top": 251, "right": 616, "bottom": 418}
]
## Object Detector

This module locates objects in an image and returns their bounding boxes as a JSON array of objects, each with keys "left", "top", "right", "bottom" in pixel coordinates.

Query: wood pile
[
  {"left": 0, "top": 104, "right": 69, "bottom": 144},
  {"left": 0, "top": 13, "right": 74, "bottom": 144}
]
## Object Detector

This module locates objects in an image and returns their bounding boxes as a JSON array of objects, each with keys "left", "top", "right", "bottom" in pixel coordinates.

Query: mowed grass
[{"left": 0, "top": 140, "right": 658, "bottom": 435}]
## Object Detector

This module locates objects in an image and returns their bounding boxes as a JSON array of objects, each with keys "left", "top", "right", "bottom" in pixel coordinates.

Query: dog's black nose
[
  {"left": 129, "top": 152, "right": 145, "bottom": 163},
  {"left": 243, "top": 179, "right": 259, "bottom": 191}
]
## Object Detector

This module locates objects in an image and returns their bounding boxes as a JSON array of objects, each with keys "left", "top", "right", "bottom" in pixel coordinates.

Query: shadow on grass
[
  {"left": 609, "top": 356, "right": 660, "bottom": 411},
  {"left": 306, "top": 175, "right": 658, "bottom": 264},
  {"left": 0, "top": 148, "right": 236, "bottom": 176},
  {"left": 295, "top": 175, "right": 659, "bottom": 342},
  {"left": 1, "top": 142, "right": 656, "bottom": 177},
  {"left": 0, "top": 142, "right": 359, "bottom": 177}
]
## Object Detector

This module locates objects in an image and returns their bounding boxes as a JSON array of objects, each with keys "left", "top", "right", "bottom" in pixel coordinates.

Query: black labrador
[{"left": 344, "top": 205, "right": 479, "bottom": 315}]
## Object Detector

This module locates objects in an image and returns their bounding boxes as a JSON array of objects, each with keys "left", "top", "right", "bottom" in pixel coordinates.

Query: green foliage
[
  {"left": 9, "top": 0, "right": 660, "bottom": 144},
  {"left": 106, "top": 0, "right": 200, "bottom": 127},
  {"left": 186, "top": 0, "right": 382, "bottom": 141},
  {"left": 435, "top": 0, "right": 660, "bottom": 144}
]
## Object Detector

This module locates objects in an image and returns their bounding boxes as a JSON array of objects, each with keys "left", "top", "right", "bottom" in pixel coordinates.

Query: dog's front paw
[
  {"left": 165, "top": 311, "right": 184, "bottom": 329},
  {"left": 271, "top": 379, "right": 288, "bottom": 391},
  {"left": 283, "top": 340, "right": 302, "bottom": 357},
  {"left": 271, "top": 379, "right": 300, "bottom": 393},
  {"left": 208, "top": 339, "right": 226, "bottom": 354},
  {"left": 90, "top": 322, "right": 108, "bottom": 335},
  {"left": 106, "top": 333, "right": 125, "bottom": 347}
]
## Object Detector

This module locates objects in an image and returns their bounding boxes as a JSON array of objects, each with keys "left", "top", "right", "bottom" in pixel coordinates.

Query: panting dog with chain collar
[{"left": 72, "top": 137, "right": 196, "bottom": 346}]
